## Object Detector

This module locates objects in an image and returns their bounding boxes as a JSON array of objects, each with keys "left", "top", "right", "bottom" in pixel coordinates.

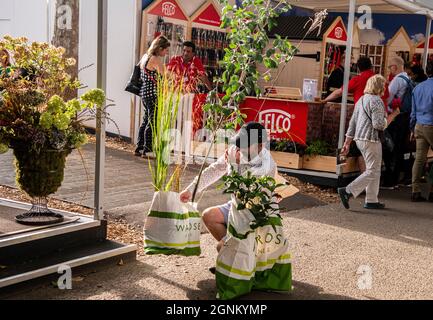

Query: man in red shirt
[
  {"left": 167, "top": 41, "right": 212, "bottom": 93},
  {"left": 323, "top": 57, "right": 375, "bottom": 105}
]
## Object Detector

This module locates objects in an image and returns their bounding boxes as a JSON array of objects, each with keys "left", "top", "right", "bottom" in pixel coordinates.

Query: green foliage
[
  {"left": 13, "top": 147, "right": 71, "bottom": 197},
  {"left": 149, "top": 74, "right": 182, "bottom": 192},
  {"left": 204, "top": 0, "right": 296, "bottom": 132},
  {"left": 270, "top": 139, "right": 306, "bottom": 155},
  {"left": 223, "top": 170, "right": 284, "bottom": 231},
  {"left": 0, "top": 36, "right": 107, "bottom": 153},
  {"left": 305, "top": 140, "right": 331, "bottom": 156},
  {"left": 192, "top": 0, "right": 296, "bottom": 201},
  {"left": 0, "top": 36, "right": 109, "bottom": 198}
]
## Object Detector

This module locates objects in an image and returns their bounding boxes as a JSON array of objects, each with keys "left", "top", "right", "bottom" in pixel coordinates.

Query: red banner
[
  {"left": 193, "top": 3, "right": 221, "bottom": 27},
  {"left": 192, "top": 95, "right": 309, "bottom": 144},
  {"left": 148, "top": 0, "right": 188, "bottom": 21},
  {"left": 240, "top": 98, "right": 308, "bottom": 144},
  {"left": 327, "top": 20, "right": 347, "bottom": 42}
]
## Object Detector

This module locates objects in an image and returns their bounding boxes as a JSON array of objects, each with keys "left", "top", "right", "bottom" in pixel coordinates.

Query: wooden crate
[
  {"left": 271, "top": 151, "right": 303, "bottom": 169},
  {"left": 192, "top": 141, "right": 227, "bottom": 159},
  {"left": 302, "top": 155, "right": 337, "bottom": 172},
  {"left": 341, "top": 157, "right": 359, "bottom": 174},
  {"left": 302, "top": 155, "right": 359, "bottom": 173}
]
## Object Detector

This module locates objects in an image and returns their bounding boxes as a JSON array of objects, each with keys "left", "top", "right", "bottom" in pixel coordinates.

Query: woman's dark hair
[
  {"left": 411, "top": 65, "right": 428, "bottom": 82},
  {"left": 183, "top": 41, "right": 196, "bottom": 53},
  {"left": 357, "top": 57, "right": 372, "bottom": 72},
  {"left": 426, "top": 62, "right": 433, "bottom": 78}
]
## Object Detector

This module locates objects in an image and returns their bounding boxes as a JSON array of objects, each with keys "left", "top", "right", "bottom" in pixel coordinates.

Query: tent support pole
[
  {"left": 338, "top": 0, "right": 356, "bottom": 150},
  {"left": 95, "top": 0, "right": 108, "bottom": 221},
  {"left": 423, "top": 17, "right": 432, "bottom": 70}
]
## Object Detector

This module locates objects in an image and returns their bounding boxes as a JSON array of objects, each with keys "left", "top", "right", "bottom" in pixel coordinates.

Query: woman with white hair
[{"left": 338, "top": 75, "right": 399, "bottom": 210}]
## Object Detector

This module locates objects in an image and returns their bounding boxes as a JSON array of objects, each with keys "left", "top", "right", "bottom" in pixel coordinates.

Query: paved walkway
[{"left": 0, "top": 144, "right": 200, "bottom": 210}]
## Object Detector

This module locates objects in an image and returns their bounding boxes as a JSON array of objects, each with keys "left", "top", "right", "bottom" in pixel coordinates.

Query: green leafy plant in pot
[{"left": 0, "top": 36, "right": 106, "bottom": 225}]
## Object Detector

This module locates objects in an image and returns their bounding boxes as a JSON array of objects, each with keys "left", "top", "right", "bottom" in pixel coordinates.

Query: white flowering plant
[{"left": 222, "top": 170, "right": 284, "bottom": 230}]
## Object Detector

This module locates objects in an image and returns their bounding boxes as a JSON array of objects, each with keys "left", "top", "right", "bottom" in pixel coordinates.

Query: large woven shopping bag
[
  {"left": 216, "top": 196, "right": 292, "bottom": 300},
  {"left": 144, "top": 191, "right": 201, "bottom": 256}
]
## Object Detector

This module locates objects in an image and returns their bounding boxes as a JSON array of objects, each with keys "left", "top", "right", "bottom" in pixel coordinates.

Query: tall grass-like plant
[{"left": 149, "top": 74, "right": 183, "bottom": 192}]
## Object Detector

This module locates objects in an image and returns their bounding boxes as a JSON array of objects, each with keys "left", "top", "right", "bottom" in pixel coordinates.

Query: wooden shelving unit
[{"left": 360, "top": 44, "right": 385, "bottom": 75}]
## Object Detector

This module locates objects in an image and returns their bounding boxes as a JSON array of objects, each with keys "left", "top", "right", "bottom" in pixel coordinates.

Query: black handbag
[
  {"left": 361, "top": 97, "right": 395, "bottom": 153},
  {"left": 125, "top": 64, "right": 142, "bottom": 96}
]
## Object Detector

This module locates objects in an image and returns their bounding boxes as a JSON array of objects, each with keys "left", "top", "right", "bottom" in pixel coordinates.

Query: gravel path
[{"left": 5, "top": 187, "right": 433, "bottom": 300}]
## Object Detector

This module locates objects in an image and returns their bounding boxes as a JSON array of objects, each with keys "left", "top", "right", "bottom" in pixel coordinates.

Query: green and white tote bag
[{"left": 144, "top": 191, "right": 201, "bottom": 256}]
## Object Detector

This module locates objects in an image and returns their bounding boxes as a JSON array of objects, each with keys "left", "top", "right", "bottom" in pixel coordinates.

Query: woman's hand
[
  {"left": 387, "top": 108, "right": 400, "bottom": 124},
  {"left": 180, "top": 190, "right": 192, "bottom": 203},
  {"left": 340, "top": 144, "right": 350, "bottom": 157}
]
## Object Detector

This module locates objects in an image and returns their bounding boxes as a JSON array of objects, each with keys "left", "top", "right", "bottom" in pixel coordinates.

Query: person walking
[
  {"left": 338, "top": 75, "right": 399, "bottom": 210},
  {"left": 410, "top": 62, "right": 433, "bottom": 202},
  {"left": 382, "top": 56, "right": 415, "bottom": 188},
  {"left": 135, "top": 36, "right": 170, "bottom": 157}
]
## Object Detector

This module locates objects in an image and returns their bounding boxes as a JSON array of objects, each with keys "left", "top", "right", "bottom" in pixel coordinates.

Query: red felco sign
[
  {"left": 240, "top": 98, "right": 308, "bottom": 144},
  {"left": 148, "top": 0, "right": 188, "bottom": 21}
]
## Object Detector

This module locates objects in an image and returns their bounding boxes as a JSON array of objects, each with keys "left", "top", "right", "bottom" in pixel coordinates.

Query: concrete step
[{"left": 0, "top": 240, "right": 137, "bottom": 290}]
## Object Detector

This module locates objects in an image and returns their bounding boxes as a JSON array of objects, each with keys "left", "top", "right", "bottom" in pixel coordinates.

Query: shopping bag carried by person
[
  {"left": 144, "top": 191, "right": 201, "bottom": 256},
  {"left": 216, "top": 172, "right": 292, "bottom": 300}
]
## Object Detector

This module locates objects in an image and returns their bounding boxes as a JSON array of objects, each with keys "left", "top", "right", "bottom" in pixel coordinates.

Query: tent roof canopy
[{"left": 287, "top": 0, "right": 433, "bottom": 17}]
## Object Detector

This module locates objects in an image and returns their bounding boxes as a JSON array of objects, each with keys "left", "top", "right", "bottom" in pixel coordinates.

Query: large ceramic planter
[{"left": 12, "top": 146, "right": 72, "bottom": 226}]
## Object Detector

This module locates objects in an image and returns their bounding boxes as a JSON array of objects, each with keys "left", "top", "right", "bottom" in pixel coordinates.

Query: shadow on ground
[{"left": 288, "top": 187, "right": 433, "bottom": 248}]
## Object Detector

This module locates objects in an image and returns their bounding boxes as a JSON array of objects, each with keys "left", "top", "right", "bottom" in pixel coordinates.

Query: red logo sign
[
  {"left": 193, "top": 3, "right": 221, "bottom": 27},
  {"left": 148, "top": 0, "right": 188, "bottom": 21},
  {"left": 240, "top": 98, "right": 308, "bottom": 144},
  {"left": 162, "top": 2, "right": 176, "bottom": 16},
  {"left": 327, "top": 20, "right": 347, "bottom": 42},
  {"left": 334, "top": 27, "right": 343, "bottom": 39}
]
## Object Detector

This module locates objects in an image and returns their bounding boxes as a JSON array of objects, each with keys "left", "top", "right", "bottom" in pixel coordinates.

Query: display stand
[
  {"left": 189, "top": 0, "right": 229, "bottom": 86},
  {"left": 384, "top": 26, "right": 414, "bottom": 75},
  {"left": 414, "top": 34, "right": 433, "bottom": 65},
  {"left": 140, "top": 0, "right": 189, "bottom": 62}
]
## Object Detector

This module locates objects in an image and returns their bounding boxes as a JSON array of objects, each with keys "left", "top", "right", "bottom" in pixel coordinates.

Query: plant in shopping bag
[
  {"left": 148, "top": 74, "right": 183, "bottom": 192},
  {"left": 191, "top": 0, "right": 298, "bottom": 201},
  {"left": 144, "top": 74, "right": 202, "bottom": 256},
  {"left": 222, "top": 170, "right": 284, "bottom": 231},
  {"left": 0, "top": 36, "right": 108, "bottom": 225},
  {"left": 217, "top": 170, "right": 292, "bottom": 300}
]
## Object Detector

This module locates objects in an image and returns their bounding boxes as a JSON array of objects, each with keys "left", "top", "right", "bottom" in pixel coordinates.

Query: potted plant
[
  {"left": 215, "top": 170, "right": 292, "bottom": 300},
  {"left": 144, "top": 75, "right": 202, "bottom": 256},
  {"left": 0, "top": 36, "right": 106, "bottom": 225},
  {"left": 302, "top": 139, "right": 359, "bottom": 173},
  {"left": 270, "top": 139, "right": 305, "bottom": 169}
]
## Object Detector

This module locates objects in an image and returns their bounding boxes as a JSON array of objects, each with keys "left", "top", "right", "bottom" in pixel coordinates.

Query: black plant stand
[{"left": 15, "top": 197, "right": 64, "bottom": 226}]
